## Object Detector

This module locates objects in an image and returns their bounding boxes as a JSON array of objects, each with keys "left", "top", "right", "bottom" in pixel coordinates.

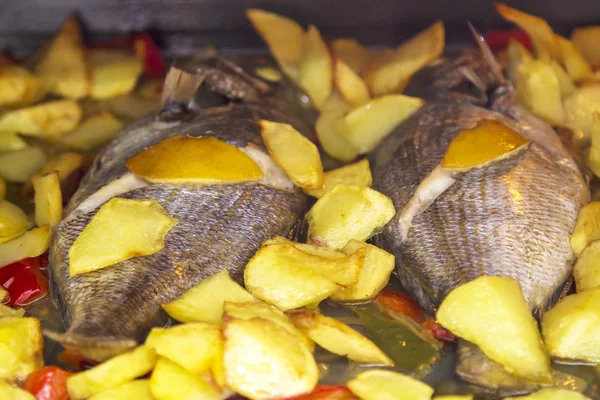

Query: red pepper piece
[
  {"left": 375, "top": 288, "right": 427, "bottom": 323},
  {"left": 0, "top": 256, "right": 49, "bottom": 306},
  {"left": 57, "top": 350, "right": 98, "bottom": 371},
  {"left": 22, "top": 366, "right": 75, "bottom": 400},
  {"left": 285, "top": 385, "right": 359, "bottom": 400},
  {"left": 133, "top": 32, "right": 166, "bottom": 77},
  {"left": 421, "top": 319, "right": 456, "bottom": 342},
  {"left": 481, "top": 29, "right": 533, "bottom": 52}
]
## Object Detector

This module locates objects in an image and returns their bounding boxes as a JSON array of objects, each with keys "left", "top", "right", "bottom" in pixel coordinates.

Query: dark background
[{"left": 1, "top": 0, "right": 600, "bottom": 56}]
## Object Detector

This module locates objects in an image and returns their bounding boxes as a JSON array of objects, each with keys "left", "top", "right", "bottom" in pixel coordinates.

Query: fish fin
[
  {"left": 160, "top": 66, "right": 205, "bottom": 112},
  {"left": 287, "top": 215, "right": 310, "bottom": 242},
  {"left": 535, "top": 277, "right": 574, "bottom": 319},
  {"left": 467, "top": 22, "right": 506, "bottom": 86},
  {"left": 44, "top": 329, "right": 137, "bottom": 362}
]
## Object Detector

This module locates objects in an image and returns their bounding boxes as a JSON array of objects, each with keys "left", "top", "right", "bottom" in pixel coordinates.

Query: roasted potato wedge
[
  {"left": 0, "top": 201, "right": 28, "bottom": 244},
  {"left": 0, "top": 303, "right": 25, "bottom": 317},
  {"left": 89, "top": 49, "right": 143, "bottom": 99},
  {"left": 0, "top": 317, "right": 43, "bottom": 383},
  {"left": 150, "top": 357, "right": 220, "bottom": 400},
  {"left": 88, "top": 379, "right": 154, "bottom": 400},
  {"left": 574, "top": 240, "right": 600, "bottom": 292},
  {"left": 549, "top": 60, "right": 576, "bottom": 98},
  {"left": 332, "top": 240, "right": 395, "bottom": 301},
  {"left": 223, "top": 317, "right": 318, "bottom": 399},
  {"left": 0, "top": 100, "right": 82, "bottom": 138},
  {"left": 162, "top": 269, "right": 255, "bottom": 324},
  {"left": 298, "top": 25, "right": 333, "bottom": 109},
  {"left": 437, "top": 276, "right": 551, "bottom": 382},
  {"left": 304, "top": 159, "right": 372, "bottom": 198},
  {"left": 315, "top": 95, "right": 359, "bottom": 162},
  {"left": 348, "top": 370, "right": 434, "bottom": 400},
  {"left": 0, "top": 286, "right": 8, "bottom": 302},
  {"left": 67, "top": 345, "right": 157, "bottom": 400},
  {"left": 0, "top": 65, "right": 45, "bottom": 107},
  {"left": 306, "top": 184, "right": 396, "bottom": 248},
  {"left": 0, "top": 131, "right": 28, "bottom": 152},
  {"left": 362, "top": 21, "right": 444, "bottom": 96},
  {"left": 571, "top": 201, "right": 600, "bottom": 256},
  {"left": 0, "top": 381, "right": 36, "bottom": 400},
  {"left": 515, "top": 60, "right": 565, "bottom": 125},
  {"left": 542, "top": 288, "right": 600, "bottom": 363},
  {"left": 259, "top": 120, "right": 324, "bottom": 190},
  {"left": 555, "top": 34, "right": 593, "bottom": 82},
  {"left": 0, "top": 226, "right": 51, "bottom": 268},
  {"left": 288, "top": 309, "right": 393, "bottom": 365},
  {"left": 69, "top": 198, "right": 178, "bottom": 276},
  {"left": 331, "top": 38, "right": 375, "bottom": 74},
  {"left": 335, "top": 58, "right": 371, "bottom": 106},
  {"left": 507, "top": 38, "right": 534, "bottom": 82},
  {"left": 35, "top": 16, "right": 89, "bottom": 99},
  {"left": 0, "top": 146, "right": 47, "bottom": 183},
  {"left": 564, "top": 85, "right": 600, "bottom": 147},
  {"left": 60, "top": 112, "right": 124, "bottom": 151},
  {"left": 255, "top": 66, "right": 283, "bottom": 82},
  {"left": 506, "top": 388, "right": 590, "bottom": 400},
  {"left": 571, "top": 26, "right": 600, "bottom": 69},
  {"left": 33, "top": 172, "right": 62, "bottom": 229},
  {"left": 22, "top": 151, "right": 86, "bottom": 198}
]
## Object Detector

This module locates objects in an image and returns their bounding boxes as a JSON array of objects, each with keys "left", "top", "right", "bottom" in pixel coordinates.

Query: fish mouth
[{"left": 44, "top": 329, "right": 138, "bottom": 362}]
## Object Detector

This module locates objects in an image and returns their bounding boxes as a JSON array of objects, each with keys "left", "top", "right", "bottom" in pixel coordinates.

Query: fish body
[
  {"left": 371, "top": 52, "right": 589, "bottom": 393},
  {"left": 48, "top": 58, "right": 309, "bottom": 360}
]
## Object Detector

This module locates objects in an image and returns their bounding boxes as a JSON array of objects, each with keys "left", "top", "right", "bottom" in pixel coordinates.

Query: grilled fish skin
[
  {"left": 48, "top": 59, "right": 308, "bottom": 361},
  {"left": 371, "top": 53, "right": 589, "bottom": 394}
]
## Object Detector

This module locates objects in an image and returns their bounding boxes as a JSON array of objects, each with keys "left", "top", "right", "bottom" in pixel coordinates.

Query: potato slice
[
  {"left": 67, "top": 345, "right": 157, "bottom": 400},
  {"left": 0, "top": 226, "right": 51, "bottom": 268},
  {"left": 259, "top": 120, "right": 324, "bottom": 190},
  {"left": 506, "top": 388, "right": 591, "bottom": 400},
  {"left": 507, "top": 38, "right": 534, "bottom": 82},
  {"left": 574, "top": 241, "right": 600, "bottom": 293},
  {"left": 0, "top": 286, "right": 7, "bottom": 302},
  {"left": 306, "top": 184, "right": 396, "bottom": 249},
  {"left": 332, "top": 240, "right": 395, "bottom": 302},
  {"left": 33, "top": 172, "right": 62, "bottom": 229},
  {"left": 335, "top": 58, "right": 371, "bottom": 106},
  {"left": 340, "top": 94, "right": 424, "bottom": 154},
  {"left": 0, "top": 381, "right": 36, "bottom": 400},
  {"left": 362, "top": 21, "right": 444, "bottom": 96},
  {"left": 35, "top": 16, "right": 89, "bottom": 99},
  {"left": 437, "top": 276, "right": 551, "bottom": 382},
  {"left": 88, "top": 380, "right": 154, "bottom": 400},
  {"left": 348, "top": 370, "right": 434, "bottom": 400},
  {"left": 315, "top": 96, "right": 359, "bottom": 162},
  {"left": 0, "top": 201, "right": 28, "bottom": 244},
  {"left": 304, "top": 159, "right": 372, "bottom": 198},
  {"left": 555, "top": 34, "right": 592, "bottom": 82},
  {"left": 298, "top": 25, "right": 333, "bottom": 110},
  {"left": 549, "top": 60, "right": 576, "bottom": 98},
  {"left": 69, "top": 198, "right": 178, "bottom": 276},
  {"left": 0, "top": 65, "right": 45, "bottom": 107},
  {"left": 0, "top": 317, "right": 43, "bottom": 383},
  {"left": 0, "top": 100, "right": 82, "bottom": 138},
  {"left": 162, "top": 269, "right": 254, "bottom": 324},
  {"left": 0, "top": 303, "right": 25, "bottom": 317},
  {"left": 0, "top": 146, "right": 47, "bottom": 183},
  {"left": 0, "top": 131, "right": 28, "bottom": 152},
  {"left": 515, "top": 60, "right": 565, "bottom": 126},
  {"left": 89, "top": 49, "right": 143, "bottom": 99},
  {"left": 244, "top": 245, "right": 341, "bottom": 310},
  {"left": 571, "top": 26, "right": 600, "bottom": 69},
  {"left": 571, "top": 202, "right": 600, "bottom": 256},
  {"left": 223, "top": 317, "right": 318, "bottom": 399},
  {"left": 23, "top": 151, "right": 86, "bottom": 197},
  {"left": 331, "top": 39, "right": 375, "bottom": 74},
  {"left": 564, "top": 85, "right": 600, "bottom": 147},
  {"left": 288, "top": 309, "right": 393, "bottom": 365},
  {"left": 541, "top": 288, "right": 600, "bottom": 363},
  {"left": 126, "top": 135, "right": 263, "bottom": 184},
  {"left": 246, "top": 9, "right": 305, "bottom": 79},
  {"left": 494, "top": 3, "right": 557, "bottom": 60},
  {"left": 150, "top": 357, "right": 220, "bottom": 400},
  {"left": 255, "top": 66, "right": 283, "bottom": 82},
  {"left": 60, "top": 112, "right": 124, "bottom": 151}
]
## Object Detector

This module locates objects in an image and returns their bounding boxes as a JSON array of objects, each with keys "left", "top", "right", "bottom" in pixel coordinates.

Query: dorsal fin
[
  {"left": 467, "top": 21, "right": 506, "bottom": 86},
  {"left": 160, "top": 66, "right": 205, "bottom": 109}
]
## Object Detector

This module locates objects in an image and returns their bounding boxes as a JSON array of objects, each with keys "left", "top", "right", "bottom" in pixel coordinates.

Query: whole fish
[
  {"left": 371, "top": 42, "right": 590, "bottom": 393},
  {"left": 47, "top": 57, "right": 310, "bottom": 361}
]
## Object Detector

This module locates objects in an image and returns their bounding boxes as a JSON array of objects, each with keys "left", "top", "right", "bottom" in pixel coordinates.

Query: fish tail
[{"left": 44, "top": 329, "right": 137, "bottom": 362}]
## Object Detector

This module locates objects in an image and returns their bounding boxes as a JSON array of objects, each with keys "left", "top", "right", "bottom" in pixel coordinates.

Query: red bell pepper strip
[
  {"left": 0, "top": 255, "right": 49, "bottom": 307},
  {"left": 285, "top": 385, "right": 359, "bottom": 400},
  {"left": 57, "top": 350, "right": 98, "bottom": 371},
  {"left": 22, "top": 366, "right": 75, "bottom": 400},
  {"left": 481, "top": 29, "right": 533, "bottom": 52}
]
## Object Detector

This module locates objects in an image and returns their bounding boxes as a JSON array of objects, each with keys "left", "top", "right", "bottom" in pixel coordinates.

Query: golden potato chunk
[
  {"left": 564, "top": 85, "right": 600, "bottom": 147},
  {"left": 33, "top": 172, "right": 62, "bottom": 229},
  {"left": 255, "top": 67, "right": 282, "bottom": 82},
  {"left": 332, "top": 240, "right": 395, "bottom": 301},
  {"left": 315, "top": 96, "right": 359, "bottom": 162},
  {"left": 0, "top": 100, "right": 82, "bottom": 138},
  {"left": 0, "top": 286, "right": 8, "bottom": 302},
  {"left": 348, "top": 370, "right": 434, "bottom": 400},
  {"left": 259, "top": 120, "right": 323, "bottom": 190},
  {"left": 223, "top": 317, "right": 318, "bottom": 399},
  {"left": 60, "top": 112, "right": 124, "bottom": 151},
  {"left": 69, "top": 198, "right": 178, "bottom": 276},
  {"left": 340, "top": 94, "right": 424, "bottom": 154},
  {"left": 306, "top": 184, "right": 396, "bottom": 249},
  {"left": 162, "top": 269, "right": 255, "bottom": 324},
  {"left": 555, "top": 34, "right": 592, "bottom": 82},
  {"left": 35, "top": 16, "right": 89, "bottom": 99},
  {"left": 89, "top": 49, "right": 143, "bottom": 99},
  {"left": 0, "top": 226, "right": 51, "bottom": 268},
  {"left": 515, "top": 60, "right": 565, "bottom": 125},
  {"left": 331, "top": 38, "right": 375, "bottom": 74},
  {"left": 506, "top": 388, "right": 591, "bottom": 400},
  {"left": 0, "top": 131, "right": 28, "bottom": 152},
  {"left": 574, "top": 240, "right": 600, "bottom": 292},
  {"left": 0, "top": 381, "right": 36, "bottom": 400},
  {"left": 0, "top": 317, "right": 43, "bottom": 383},
  {"left": 150, "top": 357, "right": 220, "bottom": 400},
  {"left": 298, "top": 25, "right": 333, "bottom": 109},
  {"left": 362, "top": 21, "right": 444, "bottom": 96},
  {"left": 437, "top": 276, "right": 551, "bottom": 382},
  {"left": 0, "top": 303, "right": 25, "bottom": 317},
  {"left": 335, "top": 58, "right": 371, "bottom": 106},
  {"left": 288, "top": 309, "right": 393, "bottom": 365},
  {"left": 67, "top": 345, "right": 157, "bottom": 400},
  {"left": 542, "top": 288, "right": 600, "bottom": 363},
  {"left": 0, "top": 201, "right": 28, "bottom": 244},
  {"left": 549, "top": 60, "right": 576, "bottom": 98},
  {"left": 88, "top": 380, "right": 154, "bottom": 400},
  {"left": 304, "top": 159, "right": 372, "bottom": 198},
  {"left": 571, "top": 201, "right": 600, "bottom": 256},
  {"left": 0, "top": 146, "right": 47, "bottom": 183},
  {"left": 571, "top": 26, "right": 600, "bottom": 68},
  {"left": 0, "top": 66, "right": 45, "bottom": 107},
  {"left": 507, "top": 38, "right": 534, "bottom": 82},
  {"left": 126, "top": 135, "right": 263, "bottom": 184}
]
